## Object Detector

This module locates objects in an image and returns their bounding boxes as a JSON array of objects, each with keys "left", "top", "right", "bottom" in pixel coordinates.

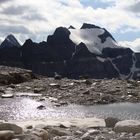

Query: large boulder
[
  {"left": 0, "top": 130, "right": 15, "bottom": 140},
  {"left": 114, "top": 120, "right": 140, "bottom": 134},
  {"left": 105, "top": 117, "right": 119, "bottom": 127},
  {"left": 31, "top": 129, "right": 49, "bottom": 140},
  {"left": 0, "top": 123, "right": 23, "bottom": 134},
  {"left": 0, "top": 66, "right": 35, "bottom": 85}
]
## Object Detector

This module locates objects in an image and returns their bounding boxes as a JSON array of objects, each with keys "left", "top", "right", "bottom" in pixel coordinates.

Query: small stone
[
  {"left": 95, "top": 136, "right": 106, "bottom": 140},
  {"left": 54, "top": 103, "right": 61, "bottom": 107},
  {"left": 87, "top": 129, "right": 100, "bottom": 135},
  {"left": 0, "top": 130, "right": 15, "bottom": 140},
  {"left": 60, "top": 101, "right": 68, "bottom": 106},
  {"left": 38, "top": 98, "right": 46, "bottom": 101},
  {"left": 49, "top": 83, "right": 60, "bottom": 88},
  {"left": 59, "top": 124, "right": 68, "bottom": 128},
  {"left": 24, "top": 134, "right": 42, "bottom": 140},
  {"left": 1, "top": 94, "right": 14, "bottom": 98},
  {"left": 0, "top": 123, "right": 22, "bottom": 134},
  {"left": 37, "top": 105, "right": 46, "bottom": 110},
  {"left": 34, "top": 88, "right": 44, "bottom": 93},
  {"left": 26, "top": 125, "right": 33, "bottom": 129},
  {"left": 53, "top": 136, "right": 75, "bottom": 140},
  {"left": 8, "top": 84, "right": 16, "bottom": 89},
  {"left": 85, "top": 79, "right": 92, "bottom": 85},
  {"left": 82, "top": 90, "right": 90, "bottom": 95},
  {"left": 54, "top": 74, "right": 62, "bottom": 80},
  {"left": 69, "top": 83, "right": 74, "bottom": 86},
  {"left": 50, "top": 128, "right": 69, "bottom": 136},
  {"left": 81, "top": 133, "right": 94, "bottom": 140},
  {"left": 49, "top": 97, "right": 58, "bottom": 102},
  {"left": 25, "top": 86, "right": 31, "bottom": 90},
  {"left": 105, "top": 117, "right": 119, "bottom": 127},
  {"left": 74, "top": 130, "right": 83, "bottom": 135}
]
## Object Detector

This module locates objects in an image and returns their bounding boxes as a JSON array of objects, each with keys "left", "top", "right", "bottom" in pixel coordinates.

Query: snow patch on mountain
[
  {"left": 96, "top": 56, "right": 106, "bottom": 62},
  {"left": 69, "top": 28, "right": 120, "bottom": 55},
  {"left": 130, "top": 53, "right": 140, "bottom": 79}
]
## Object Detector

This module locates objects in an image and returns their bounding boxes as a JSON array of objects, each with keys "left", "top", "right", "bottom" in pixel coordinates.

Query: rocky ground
[
  {"left": 1, "top": 75, "right": 140, "bottom": 106},
  {"left": 1, "top": 66, "right": 140, "bottom": 140}
]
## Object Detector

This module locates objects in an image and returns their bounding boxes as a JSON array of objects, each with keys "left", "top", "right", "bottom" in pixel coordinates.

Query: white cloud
[
  {"left": 0, "top": 37, "right": 4, "bottom": 44},
  {"left": 0, "top": 0, "right": 140, "bottom": 44},
  {"left": 119, "top": 38, "right": 140, "bottom": 52}
]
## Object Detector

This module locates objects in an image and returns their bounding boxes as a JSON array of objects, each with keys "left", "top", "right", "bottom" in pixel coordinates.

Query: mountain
[
  {"left": 0, "top": 23, "right": 140, "bottom": 79},
  {"left": 0, "top": 34, "right": 21, "bottom": 48}
]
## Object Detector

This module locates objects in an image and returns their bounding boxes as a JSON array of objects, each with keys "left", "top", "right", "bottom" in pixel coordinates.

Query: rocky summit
[{"left": 0, "top": 23, "right": 140, "bottom": 79}]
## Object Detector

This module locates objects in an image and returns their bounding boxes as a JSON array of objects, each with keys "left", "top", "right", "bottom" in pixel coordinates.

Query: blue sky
[
  {"left": 0, "top": 0, "right": 140, "bottom": 51},
  {"left": 80, "top": 0, "right": 111, "bottom": 9},
  {"left": 80, "top": 0, "right": 140, "bottom": 42}
]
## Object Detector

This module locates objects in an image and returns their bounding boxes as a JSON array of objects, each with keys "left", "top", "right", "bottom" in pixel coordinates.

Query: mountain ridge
[{"left": 0, "top": 23, "right": 140, "bottom": 80}]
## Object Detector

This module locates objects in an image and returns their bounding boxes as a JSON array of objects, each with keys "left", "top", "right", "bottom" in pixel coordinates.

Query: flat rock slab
[
  {"left": 13, "top": 118, "right": 105, "bottom": 129},
  {"left": 114, "top": 120, "right": 140, "bottom": 134},
  {"left": 1, "top": 94, "right": 14, "bottom": 98},
  {"left": 15, "top": 92, "right": 42, "bottom": 97}
]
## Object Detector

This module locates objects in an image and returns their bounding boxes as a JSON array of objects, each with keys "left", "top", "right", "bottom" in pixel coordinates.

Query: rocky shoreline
[
  {"left": 1, "top": 76, "right": 140, "bottom": 106},
  {"left": 1, "top": 118, "right": 140, "bottom": 140},
  {"left": 0, "top": 66, "right": 140, "bottom": 139}
]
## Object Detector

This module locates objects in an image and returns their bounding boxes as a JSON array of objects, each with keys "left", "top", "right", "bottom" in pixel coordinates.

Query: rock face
[{"left": 0, "top": 23, "right": 140, "bottom": 79}]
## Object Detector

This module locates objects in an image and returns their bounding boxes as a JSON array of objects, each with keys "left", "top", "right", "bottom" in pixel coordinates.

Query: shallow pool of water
[{"left": 0, "top": 98, "right": 140, "bottom": 121}]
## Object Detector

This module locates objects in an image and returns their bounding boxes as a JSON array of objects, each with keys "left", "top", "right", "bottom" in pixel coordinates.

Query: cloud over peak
[{"left": 0, "top": 0, "right": 139, "bottom": 50}]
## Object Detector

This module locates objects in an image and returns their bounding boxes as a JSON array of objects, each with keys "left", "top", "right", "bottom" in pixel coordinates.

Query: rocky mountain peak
[
  {"left": 0, "top": 34, "right": 21, "bottom": 48},
  {"left": 81, "top": 23, "right": 100, "bottom": 29},
  {"left": 68, "top": 25, "right": 75, "bottom": 29},
  {"left": 69, "top": 23, "right": 119, "bottom": 55},
  {"left": 22, "top": 39, "right": 38, "bottom": 48}
]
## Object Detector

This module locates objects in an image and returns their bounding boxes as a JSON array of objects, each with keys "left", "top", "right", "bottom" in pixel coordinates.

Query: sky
[{"left": 0, "top": 0, "right": 140, "bottom": 52}]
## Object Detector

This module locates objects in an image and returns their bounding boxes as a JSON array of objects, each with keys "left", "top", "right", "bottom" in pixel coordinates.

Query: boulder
[
  {"left": 0, "top": 130, "right": 15, "bottom": 140},
  {"left": 105, "top": 117, "right": 119, "bottom": 127},
  {"left": 114, "top": 120, "right": 140, "bottom": 134},
  {"left": 0, "top": 123, "right": 23, "bottom": 134},
  {"left": 32, "top": 129, "right": 49, "bottom": 140},
  {"left": 81, "top": 134, "right": 94, "bottom": 140},
  {"left": 0, "top": 66, "right": 35, "bottom": 85},
  {"left": 49, "top": 128, "right": 69, "bottom": 136}
]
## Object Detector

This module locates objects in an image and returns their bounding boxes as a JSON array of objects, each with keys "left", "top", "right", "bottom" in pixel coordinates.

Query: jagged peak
[
  {"left": 80, "top": 23, "right": 101, "bottom": 29},
  {"left": 0, "top": 34, "right": 21, "bottom": 48},
  {"left": 68, "top": 25, "right": 75, "bottom": 29},
  {"left": 22, "top": 39, "right": 39, "bottom": 48}
]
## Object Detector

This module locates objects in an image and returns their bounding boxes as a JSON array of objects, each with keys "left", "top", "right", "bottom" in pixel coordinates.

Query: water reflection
[{"left": 0, "top": 98, "right": 140, "bottom": 121}]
